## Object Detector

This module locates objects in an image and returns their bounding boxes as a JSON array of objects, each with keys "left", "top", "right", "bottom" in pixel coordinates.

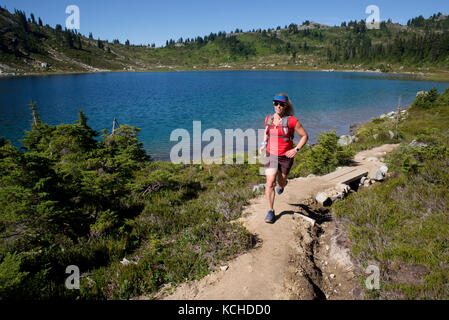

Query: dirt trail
[{"left": 156, "top": 144, "right": 399, "bottom": 300}]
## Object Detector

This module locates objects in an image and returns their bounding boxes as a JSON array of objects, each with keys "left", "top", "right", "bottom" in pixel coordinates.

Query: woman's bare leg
[
  {"left": 265, "top": 172, "right": 277, "bottom": 210},
  {"left": 277, "top": 171, "right": 288, "bottom": 189}
]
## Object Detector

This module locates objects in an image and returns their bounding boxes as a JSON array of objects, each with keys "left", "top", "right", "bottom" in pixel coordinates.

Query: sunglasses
[{"left": 273, "top": 101, "right": 287, "bottom": 107}]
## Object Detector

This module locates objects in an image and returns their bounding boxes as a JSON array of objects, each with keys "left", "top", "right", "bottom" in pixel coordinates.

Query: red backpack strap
[
  {"left": 265, "top": 114, "right": 275, "bottom": 137},
  {"left": 281, "top": 116, "right": 293, "bottom": 140},
  {"left": 288, "top": 116, "right": 297, "bottom": 139},
  {"left": 265, "top": 114, "right": 274, "bottom": 126}
]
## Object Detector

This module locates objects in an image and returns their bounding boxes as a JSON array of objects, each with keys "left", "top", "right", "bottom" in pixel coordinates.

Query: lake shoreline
[
  {"left": 149, "top": 105, "right": 409, "bottom": 163},
  {"left": 2, "top": 66, "right": 449, "bottom": 82},
  {"left": 3, "top": 70, "right": 447, "bottom": 162}
]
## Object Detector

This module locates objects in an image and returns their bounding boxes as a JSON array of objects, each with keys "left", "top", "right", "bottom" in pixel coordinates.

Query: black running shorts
[{"left": 264, "top": 152, "right": 294, "bottom": 175}]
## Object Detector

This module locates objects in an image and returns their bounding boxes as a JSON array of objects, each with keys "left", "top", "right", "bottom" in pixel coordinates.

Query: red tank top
[{"left": 265, "top": 115, "right": 298, "bottom": 156}]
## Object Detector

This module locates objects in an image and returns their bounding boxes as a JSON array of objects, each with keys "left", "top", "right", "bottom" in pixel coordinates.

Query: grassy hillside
[{"left": 1, "top": 6, "right": 449, "bottom": 78}]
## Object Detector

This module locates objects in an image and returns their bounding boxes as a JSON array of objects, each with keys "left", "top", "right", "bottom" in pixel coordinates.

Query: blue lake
[{"left": 0, "top": 71, "right": 448, "bottom": 160}]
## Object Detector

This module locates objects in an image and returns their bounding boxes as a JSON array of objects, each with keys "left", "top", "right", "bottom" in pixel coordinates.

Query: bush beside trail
[
  {"left": 290, "top": 130, "right": 354, "bottom": 178},
  {"left": 0, "top": 107, "right": 264, "bottom": 299}
]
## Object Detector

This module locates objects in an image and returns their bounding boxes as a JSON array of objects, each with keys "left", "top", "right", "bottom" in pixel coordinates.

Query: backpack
[{"left": 265, "top": 114, "right": 293, "bottom": 142}]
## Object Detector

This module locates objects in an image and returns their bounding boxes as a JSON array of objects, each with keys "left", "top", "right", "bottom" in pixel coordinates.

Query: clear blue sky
[{"left": 2, "top": 0, "right": 448, "bottom": 47}]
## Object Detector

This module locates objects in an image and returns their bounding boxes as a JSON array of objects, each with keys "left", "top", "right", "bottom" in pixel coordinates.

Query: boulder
[
  {"left": 327, "top": 188, "right": 338, "bottom": 197},
  {"left": 316, "top": 192, "right": 332, "bottom": 206},
  {"left": 349, "top": 122, "right": 362, "bottom": 135},
  {"left": 416, "top": 90, "right": 427, "bottom": 97},
  {"left": 379, "top": 165, "right": 388, "bottom": 175},
  {"left": 370, "top": 168, "right": 385, "bottom": 181},
  {"left": 120, "top": 258, "right": 137, "bottom": 265},
  {"left": 409, "top": 139, "right": 428, "bottom": 148},
  {"left": 252, "top": 184, "right": 265, "bottom": 193},
  {"left": 330, "top": 192, "right": 345, "bottom": 203},
  {"left": 336, "top": 183, "right": 350, "bottom": 194},
  {"left": 338, "top": 135, "right": 353, "bottom": 146}
]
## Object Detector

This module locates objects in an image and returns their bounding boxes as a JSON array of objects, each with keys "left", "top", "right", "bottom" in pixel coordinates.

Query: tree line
[{"left": 326, "top": 28, "right": 449, "bottom": 65}]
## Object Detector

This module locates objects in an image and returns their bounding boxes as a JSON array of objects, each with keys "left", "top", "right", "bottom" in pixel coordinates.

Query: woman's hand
[
  {"left": 285, "top": 148, "right": 298, "bottom": 158},
  {"left": 259, "top": 145, "right": 266, "bottom": 155}
]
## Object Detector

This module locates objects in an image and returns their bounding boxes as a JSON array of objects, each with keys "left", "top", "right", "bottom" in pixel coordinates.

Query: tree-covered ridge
[
  {"left": 407, "top": 12, "right": 449, "bottom": 29},
  {"left": 325, "top": 20, "right": 449, "bottom": 69},
  {"left": 1, "top": 6, "right": 449, "bottom": 75},
  {"left": 0, "top": 104, "right": 264, "bottom": 299}
]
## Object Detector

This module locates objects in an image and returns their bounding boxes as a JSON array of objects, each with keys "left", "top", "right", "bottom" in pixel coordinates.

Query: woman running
[{"left": 259, "top": 93, "right": 308, "bottom": 223}]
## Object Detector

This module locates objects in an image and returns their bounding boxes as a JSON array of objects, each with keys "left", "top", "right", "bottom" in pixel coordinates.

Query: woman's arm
[{"left": 285, "top": 121, "right": 308, "bottom": 158}]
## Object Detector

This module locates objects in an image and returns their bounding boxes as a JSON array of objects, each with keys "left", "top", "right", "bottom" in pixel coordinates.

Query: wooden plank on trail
[{"left": 324, "top": 167, "right": 368, "bottom": 185}]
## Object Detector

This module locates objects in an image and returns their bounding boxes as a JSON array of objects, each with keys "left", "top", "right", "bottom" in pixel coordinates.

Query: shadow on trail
[{"left": 277, "top": 204, "right": 333, "bottom": 225}]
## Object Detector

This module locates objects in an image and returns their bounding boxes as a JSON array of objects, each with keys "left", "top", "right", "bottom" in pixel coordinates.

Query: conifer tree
[
  {"left": 14, "top": 9, "right": 28, "bottom": 32},
  {"left": 65, "top": 31, "right": 74, "bottom": 49}
]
